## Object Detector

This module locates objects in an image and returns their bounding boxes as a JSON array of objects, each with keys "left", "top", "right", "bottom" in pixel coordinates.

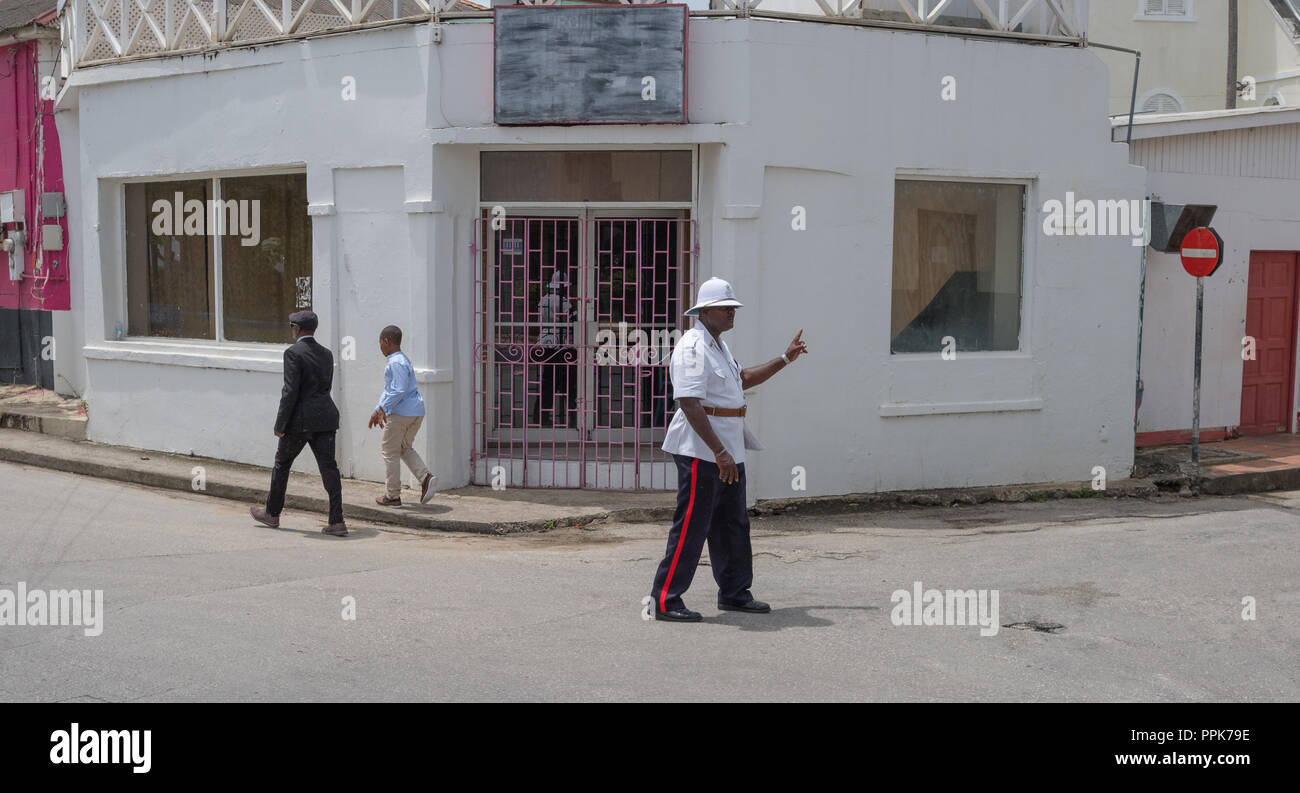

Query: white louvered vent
[
  {"left": 1141, "top": 0, "right": 1190, "bottom": 17},
  {"left": 1141, "top": 92, "right": 1183, "bottom": 113}
]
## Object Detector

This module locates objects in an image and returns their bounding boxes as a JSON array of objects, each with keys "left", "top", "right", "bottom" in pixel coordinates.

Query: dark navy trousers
[{"left": 650, "top": 454, "right": 754, "bottom": 613}]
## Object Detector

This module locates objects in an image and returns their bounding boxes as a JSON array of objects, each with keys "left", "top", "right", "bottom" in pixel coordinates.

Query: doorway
[
  {"left": 472, "top": 209, "right": 696, "bottom": 488},
  {"left": 1240, "top": 251, "right": 1299, "bottom": 435},
  {"left": 0, "top": 308, "right": 53, "bottom": 389}
]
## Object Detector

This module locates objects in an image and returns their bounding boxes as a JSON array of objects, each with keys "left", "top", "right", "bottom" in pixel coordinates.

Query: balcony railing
[{"left": 58, "top": 0, "right": 1085, "bottom": 70}]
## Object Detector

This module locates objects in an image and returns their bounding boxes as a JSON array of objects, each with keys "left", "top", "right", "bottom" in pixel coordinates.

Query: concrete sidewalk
[
  {"left": 0, "top": 385, "right": 86, "bottom": 440},
  {"left": 0, "top": 426, "right": 1175, "bottom": 535},
  {"left": 1135, "top": 435, "right": 1300, "bottom": 495},
  {"left": 0, "top": 429, "right": 675, "bottom": 534}
]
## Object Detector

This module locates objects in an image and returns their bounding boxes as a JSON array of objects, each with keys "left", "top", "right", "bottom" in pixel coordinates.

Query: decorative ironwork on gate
[{"left": 472, "top": 216, "right": 696, "bottom": 489}]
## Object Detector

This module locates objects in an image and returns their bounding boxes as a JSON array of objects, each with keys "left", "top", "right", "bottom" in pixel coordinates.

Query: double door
[{"left": 473, "top": 209, "right": 695, "bottom": 488}]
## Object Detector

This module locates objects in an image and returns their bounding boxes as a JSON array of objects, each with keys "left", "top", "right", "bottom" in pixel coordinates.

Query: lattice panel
[
  {"left": 363, "top": 1, "right": 398, "bottom": 23},
  {"left": 228, "top": 0, "right": 284, "bottom": 42},
  {"left": 124, "top": 0, "right": 169, "bottom": 55},
  {"left": 176, "top": 5, "right": 216, "bottom": 50},
  {"left": 297, "top": 11, "right": 351, "bottom": 34}
]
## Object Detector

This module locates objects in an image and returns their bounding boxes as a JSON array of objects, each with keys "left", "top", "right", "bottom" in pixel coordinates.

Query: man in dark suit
[{"left": 250, "top": 310, "right": 348, "bottom": 536}]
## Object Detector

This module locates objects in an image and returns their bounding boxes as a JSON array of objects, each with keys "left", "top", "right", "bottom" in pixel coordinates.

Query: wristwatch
[{"left": 781, "top": 353, "right": 792, "bottom": 364}]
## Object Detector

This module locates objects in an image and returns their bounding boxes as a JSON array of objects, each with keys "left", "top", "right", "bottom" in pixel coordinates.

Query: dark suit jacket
[{"left": 274, "top": 337, "right": 341, "bottom": 434}]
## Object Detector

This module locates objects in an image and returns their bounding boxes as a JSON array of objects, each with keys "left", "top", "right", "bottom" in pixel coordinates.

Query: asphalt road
[{"left": 0, "top": 461, "right": 1296, "bottom": 701}]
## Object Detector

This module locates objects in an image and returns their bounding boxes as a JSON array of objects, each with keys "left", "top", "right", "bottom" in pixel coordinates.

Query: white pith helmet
[{"left": 684, "top": 277, "right": 743, "bottom": 317}]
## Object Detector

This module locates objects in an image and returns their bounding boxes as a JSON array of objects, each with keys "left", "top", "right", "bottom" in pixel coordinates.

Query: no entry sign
[{"left": 1180, "top": 227, "right": 1224, "bottom": 277}]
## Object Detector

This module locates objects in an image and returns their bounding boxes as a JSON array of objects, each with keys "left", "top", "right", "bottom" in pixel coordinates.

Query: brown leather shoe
[
  {"left": 322, "top": 523, "right": 348, "bottom": 536},
  {"left": 420, "top": 473, "right": 438, "bottom": 504},
  {"left": 376, "top": 495, "right": 402, "bottom": 507},
  {"left": 250, "top": 506, "right": 280, "bottom": 528}
]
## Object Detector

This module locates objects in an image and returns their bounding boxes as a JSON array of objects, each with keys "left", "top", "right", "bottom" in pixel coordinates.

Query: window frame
[
  {"left": 1134, "top": 0, "right": 1195, "bottom": 21},
  {"left": 119, "top": 168, "right": 311, "bottom": 347},
  {"left": 888, "top": 172, "right": 1033, "bottom": 358}
]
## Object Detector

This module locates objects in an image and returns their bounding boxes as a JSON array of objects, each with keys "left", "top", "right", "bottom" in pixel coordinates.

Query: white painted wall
[
  {"left": 1134, "top": 166, "right": 1300, "bottom": 436},
  {"left": 58, "top": 16, "right": 1142, "bottom": 501}
]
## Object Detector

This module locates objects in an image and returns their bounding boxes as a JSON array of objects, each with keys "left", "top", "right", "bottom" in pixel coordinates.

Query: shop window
[
  {"left": 125, "top": 180, "right": 215, "bottom": 339},
  {"left": 125, "top": 173, "right": 311, "bottom": 342},
  {"left": 890, "top": 179, "right": 1025, "bottom": 354},
  {"left": 221, "top": 175, "right": 312, "bottom": 343}
]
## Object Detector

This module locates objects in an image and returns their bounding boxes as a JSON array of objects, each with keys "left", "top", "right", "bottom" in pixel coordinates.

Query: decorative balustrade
[{"left": 57, "top": 0, "right": 1084, "bottom": 69}]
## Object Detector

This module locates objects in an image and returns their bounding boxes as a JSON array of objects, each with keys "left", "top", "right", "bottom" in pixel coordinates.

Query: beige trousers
[{"left": 381, "top": 414, "right": 431, "bottom": 499}]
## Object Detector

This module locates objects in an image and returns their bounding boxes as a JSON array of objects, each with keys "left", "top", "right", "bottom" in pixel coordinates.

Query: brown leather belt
[{"left": 703, "top": 406, "right": 746, "bottom": 418}]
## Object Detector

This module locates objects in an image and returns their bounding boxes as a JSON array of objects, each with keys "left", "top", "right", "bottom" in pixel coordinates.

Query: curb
[
  {"left": 0, "top": 442, "right": 655, "bottom": 535},
  {"left": 1200, "top": 467, "right": 1300, "bottom": 496},
  {"left": 0, "top": 412, "right": 87, "bottom": 441},
  {"left": 751, "top": 478, "right": 1161, "bottom": 516},
  {"left": 13, "top": 434, "right": 1289, "bottom": 531}
]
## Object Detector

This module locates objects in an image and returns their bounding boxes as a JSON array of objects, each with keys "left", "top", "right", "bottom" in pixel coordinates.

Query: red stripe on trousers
[{"left": 659, "top": 458, "right": 699, "bottom": 613}]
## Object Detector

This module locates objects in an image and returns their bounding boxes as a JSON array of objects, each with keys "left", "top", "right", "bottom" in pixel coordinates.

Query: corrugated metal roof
[
  {"left": 0, "top": 0, "right": 58, "bottom": 33},
  {"left": 1111, "top": 105, "right": 1300, "bottom": 141}
]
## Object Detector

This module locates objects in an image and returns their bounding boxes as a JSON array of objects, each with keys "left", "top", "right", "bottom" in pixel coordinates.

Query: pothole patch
[{"left": 1003, "top": 620, "right": 1066, "bottom": 634}]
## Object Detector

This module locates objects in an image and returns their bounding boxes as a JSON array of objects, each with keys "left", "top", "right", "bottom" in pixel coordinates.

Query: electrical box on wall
[
  {"left": 42, "top": 224, "right": 64, "bottom": 251},
  {"left": 42, "top": 192, "right": 65, "bottom": 218},
  {"left": 0, "top": 190, "right": 24, "bottom": 223}
]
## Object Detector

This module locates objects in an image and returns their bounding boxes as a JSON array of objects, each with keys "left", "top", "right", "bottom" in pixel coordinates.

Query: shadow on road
[{"left": 709, "top": 605, "right": 880, "bottom": 632}]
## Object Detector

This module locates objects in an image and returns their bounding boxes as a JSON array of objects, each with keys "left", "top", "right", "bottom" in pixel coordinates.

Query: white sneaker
[{"left": 420, "top": 473, "right": 438, "bottom": 504}]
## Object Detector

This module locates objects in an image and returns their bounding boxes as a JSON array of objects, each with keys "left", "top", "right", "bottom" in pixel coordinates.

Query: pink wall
[{"left": 0, "top": 38, "right": 69, "bottom": 312}]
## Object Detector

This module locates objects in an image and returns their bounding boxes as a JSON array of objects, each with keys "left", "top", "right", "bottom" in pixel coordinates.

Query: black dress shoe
[
  {"left": 718, "top": 598, "right": 771, "bottom": 613},
  {"left": 655, "top": 608, "right": 703, "bottom": 622}
]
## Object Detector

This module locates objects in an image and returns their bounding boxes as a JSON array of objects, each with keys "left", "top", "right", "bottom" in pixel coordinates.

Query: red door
[{"left": 1240, "top": 251, "right": 1299, "bottom": 435}]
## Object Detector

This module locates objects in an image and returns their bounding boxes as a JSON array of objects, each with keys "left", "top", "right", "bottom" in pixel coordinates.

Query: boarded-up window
[
  {"left": 125, "top": 174, "right": 311, "bottom": 342},
  {"left": 481, "top": 151, "right": 691, "bottom": 203},
  {"left": 891, "top": 180, "right": 1024, "bottom": 354}
]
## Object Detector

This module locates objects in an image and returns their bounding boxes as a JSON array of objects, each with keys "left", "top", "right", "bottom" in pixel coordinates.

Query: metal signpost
[{"left": 1179, "top": 227, "right": 1224, "bottom": 465}]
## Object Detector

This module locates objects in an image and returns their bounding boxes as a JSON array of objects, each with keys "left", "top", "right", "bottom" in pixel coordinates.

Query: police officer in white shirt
[{"left": 650, "top": 277, "right": 809, "bottom": 622}]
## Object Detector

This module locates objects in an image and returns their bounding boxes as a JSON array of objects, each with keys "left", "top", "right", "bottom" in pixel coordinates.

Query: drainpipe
[
  {"left": 1085, "top": 41, "right": 1145, "bottom": 446},
  {"left": 1087, "top": 41, "right": 1141, "bottom": 144},
  {"left": 1134, "top": 204, "right": 1149, "bottom": 434}
]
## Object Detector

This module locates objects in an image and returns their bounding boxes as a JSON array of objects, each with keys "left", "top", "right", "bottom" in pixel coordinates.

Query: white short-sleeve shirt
[{"left": 661, "top": 326, "right": 759, "bottom": 464}]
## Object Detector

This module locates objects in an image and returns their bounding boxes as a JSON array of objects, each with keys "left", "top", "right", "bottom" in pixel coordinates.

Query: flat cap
[{"left": 288, "top": 310, "right": 319, "bottom": 332}]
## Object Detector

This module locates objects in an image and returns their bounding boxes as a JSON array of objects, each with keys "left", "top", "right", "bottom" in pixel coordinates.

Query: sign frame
[{"left": 492, "top": 4, "right": 690, "bottom": 126}]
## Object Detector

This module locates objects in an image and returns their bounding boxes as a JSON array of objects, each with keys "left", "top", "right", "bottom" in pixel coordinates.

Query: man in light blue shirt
[{"left": 368, "top": 325, "right": 436, "bottom": 506}]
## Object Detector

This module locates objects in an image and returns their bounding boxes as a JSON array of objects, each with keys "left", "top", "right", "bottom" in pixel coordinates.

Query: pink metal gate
[{"left": 472, "top": 215, "right": 696, "bottom": 489}]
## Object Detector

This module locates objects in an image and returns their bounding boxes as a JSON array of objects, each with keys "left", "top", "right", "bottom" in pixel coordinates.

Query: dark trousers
[
  {"left": 266, "top": 431, "right": 344, "bottom": 525},
  {"left": 650, "top": 453, "right": 754, "bottom": 613}
]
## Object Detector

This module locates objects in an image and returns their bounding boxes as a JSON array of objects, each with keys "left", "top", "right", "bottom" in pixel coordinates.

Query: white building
[
  {"left": 1122, "top": 107, "right": 1300, "bottom": 444},
  {"left": 1090, "top": 0, "right": 1300, "bottom": 115},
  {"left": 51, "top": 0, "right": 1145, "bottom": 502}
]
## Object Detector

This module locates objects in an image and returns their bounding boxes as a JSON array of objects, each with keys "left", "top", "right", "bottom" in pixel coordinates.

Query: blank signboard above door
[{"left": 494, "top": 5, "right": 688, "bottom": 125}]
